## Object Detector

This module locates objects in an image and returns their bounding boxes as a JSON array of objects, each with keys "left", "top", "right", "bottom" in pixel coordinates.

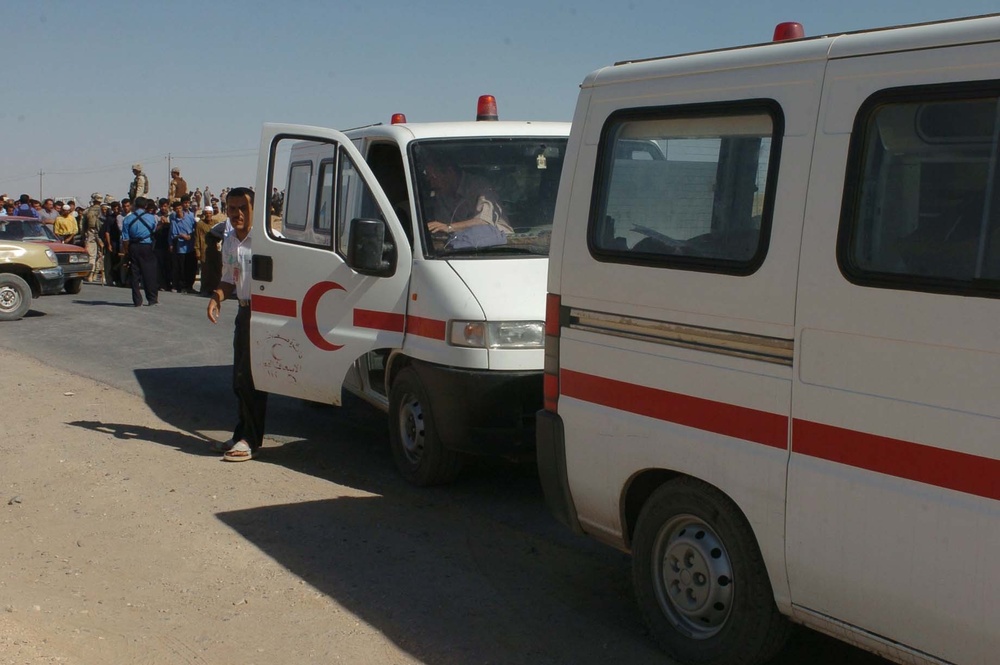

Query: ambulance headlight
[{"left": 449, "top": 321, "right": 545, "bottom": 349}]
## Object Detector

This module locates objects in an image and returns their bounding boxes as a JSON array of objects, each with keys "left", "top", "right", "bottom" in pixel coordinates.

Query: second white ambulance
[{"left": 539, "top": 16, "right": 999, "bottom": 665}]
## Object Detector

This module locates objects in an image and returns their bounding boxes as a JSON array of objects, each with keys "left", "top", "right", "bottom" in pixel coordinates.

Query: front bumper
[
  {"left": 34, "top": 266, "right": 65, "bottom": 295},
  {"left": 536, "top": 409, "right": 583, "bottom": 534},
  {"left": 410, "top": 359, "right": 541, "bottom": 458},
  {"left": 60, "top": 263, "right": 91, "bottom": 279}
]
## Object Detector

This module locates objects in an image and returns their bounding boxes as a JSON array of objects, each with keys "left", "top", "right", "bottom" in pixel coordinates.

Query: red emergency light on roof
[
  {"left": 391, "top": 113, "right": 407, "bottom": 124},
  {"left": 476, "top": 95, "right": 498, "bottom": 121},
  {"left": 773, "top": 22, "right": 805, "bottom": 41}
]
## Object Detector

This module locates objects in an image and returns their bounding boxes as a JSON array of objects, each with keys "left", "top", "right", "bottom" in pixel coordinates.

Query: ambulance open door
[{"left": 247, "top": 124, "right": 412, "bottom": 405}]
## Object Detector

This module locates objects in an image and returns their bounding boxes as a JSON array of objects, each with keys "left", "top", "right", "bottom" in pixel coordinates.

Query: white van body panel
[
  {"left": 543, "top": 15, "right": 1000, "bottom": 665},
  {"left": 448, "top": 258, "right": 547, "bottom": 371},
  {"left": 551, "top": 54, "right": 830, "bottom": 611},
  {"left": 785, "top": 37, "right": 1000, "bottom": 665}
]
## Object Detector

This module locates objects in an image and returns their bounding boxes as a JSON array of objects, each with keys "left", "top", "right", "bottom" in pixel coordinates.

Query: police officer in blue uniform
[{"left": 120, "top": 197, "right": 160, "bottom": 307}]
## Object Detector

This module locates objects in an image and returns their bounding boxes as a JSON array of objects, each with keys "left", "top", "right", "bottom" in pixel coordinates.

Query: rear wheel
[
  {"left": 388, "top": 367, "right": 462, "bottom": 486},
  {"left": 64, "top": 278, "right": 83, "bottom": 294},
  {"left": 632, "top": 478, "right": 791, "bottom": 665},
  {"left": 0, "top": 273, "right": 32, "bottom": 321}
]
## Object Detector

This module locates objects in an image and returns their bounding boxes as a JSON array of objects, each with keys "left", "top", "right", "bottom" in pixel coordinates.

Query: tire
[
  {"left": 64, "top": 278, "right": 83, "bottom": 294},
  {"left": 632, "top": 478, "right": 791, "bottom": 665},
  {"left": 388, "top": 367, "right": 463, "bottom": 486},
  {"left": 0, "top": 273, "right": 32, "bottom": 321}
]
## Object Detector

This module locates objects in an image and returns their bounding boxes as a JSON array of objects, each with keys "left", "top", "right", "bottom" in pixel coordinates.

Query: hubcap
[
  {"left": 0, "top": 284, "right": 21, "bottom": 312},
  {"left": 651, "top": 514, "right": 735, "bottom": 639},
  {"left": 396, "top": 392, "right": 424, "bottom": 466}
]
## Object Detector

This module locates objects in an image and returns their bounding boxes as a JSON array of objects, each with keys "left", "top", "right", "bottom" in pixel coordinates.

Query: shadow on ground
[
  {"left": 66, "top": 420, "right": 217, "bottom": 456},
  {"left": 109, "top": 364, "right": 887, "bottom": 665}
]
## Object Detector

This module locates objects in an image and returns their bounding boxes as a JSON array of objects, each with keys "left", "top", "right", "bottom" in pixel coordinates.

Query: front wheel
[
  {"left": 0, "top": 273, "right": 32, "bottom": 321},
  {"left": 632, "top": 478, "right": 791, "bottom": 665},
  {"left": 388, "top": 367, "right": 462, "bottom": 486},
  {"left": 64, "top": 278, "right": 83, "bottom": 294}
]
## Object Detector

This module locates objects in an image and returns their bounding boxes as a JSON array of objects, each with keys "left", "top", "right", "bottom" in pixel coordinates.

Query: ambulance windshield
[{"left": 411, "top": 138, "right": 566, "bottom": 257}]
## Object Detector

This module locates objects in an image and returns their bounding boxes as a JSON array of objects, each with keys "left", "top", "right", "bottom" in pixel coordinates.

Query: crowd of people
[
  {"left": 0, "top": 164, "right": 241, "bottom": 301},
  {"left": 2, "top": 166, "right": 277, "bottom": 462}
]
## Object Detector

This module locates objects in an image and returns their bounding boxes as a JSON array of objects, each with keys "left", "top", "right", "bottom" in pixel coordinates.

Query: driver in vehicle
[{"left": 422, "top": 156, "right": 512, "bottom": 249}]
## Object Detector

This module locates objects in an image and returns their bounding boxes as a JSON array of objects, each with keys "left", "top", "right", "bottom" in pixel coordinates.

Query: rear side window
[
  {"left": 284, "top": 161, "right": 313, "bottom": 231},
  {"left": 589, "top": 102, "right": 782, "bottom": 275},
  {"left": 839, "top": 84, "right": 1000, "bottom": 297}
]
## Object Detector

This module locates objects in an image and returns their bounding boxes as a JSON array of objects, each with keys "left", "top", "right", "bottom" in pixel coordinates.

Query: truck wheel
[
  {"left": 632, "top": 478, "right": 790, "bottom": 665},
  {"left": 64, "top": 278, "right": 83, "bottom": 294},
  {"left": 388, "top": 367, "right": 462, "bottom": 486},
  {"left": 0, "top": 273, "right": 31, "bottom": 321}
]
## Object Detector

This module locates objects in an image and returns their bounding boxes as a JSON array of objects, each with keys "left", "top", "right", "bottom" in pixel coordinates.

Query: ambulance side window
[
  {"left": 283, "top": 161, "right": 312, "bottom": 233},
  {"left": 316, "top": 159, "right": 336, "bottom": 237},
  {"left": 336, "top": 149, "right": 389, "bottom": 258},
  {"left": 275, "top": 141, "right": 336, "bottom": 249},
  {"left": 839, "top": 86, "right": 1000, "bottom": 297},
  {"left": 589, "top": 102, "right": 782, "bottom": 275}
]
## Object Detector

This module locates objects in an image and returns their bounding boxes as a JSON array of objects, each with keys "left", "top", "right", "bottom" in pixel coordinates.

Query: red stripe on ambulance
[
  {"left": 252, "top": 295, "right": 297, "bottom": 318},
  {"left": 560, "top": 369, "right": 788, "bottom": 449},
  {"left": 405, "top": 316, "right": 447, "bottom": 340},
  {"left": 354, "top": 308, "right": 405, "bottom": 333},
  {"left": 792, "top": 419, "right": 1000, "bottom": 501},
  {"left": 560, "top": 369, "right": 999, "bottom": 501}
]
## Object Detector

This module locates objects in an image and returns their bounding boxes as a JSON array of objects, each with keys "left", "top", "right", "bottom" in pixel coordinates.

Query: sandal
[
  {"left": 223, "top": 440, "right": 253, "bottom": 462},
  {"left": 212, "top": 438, "right": 237, "bottom": 453}
]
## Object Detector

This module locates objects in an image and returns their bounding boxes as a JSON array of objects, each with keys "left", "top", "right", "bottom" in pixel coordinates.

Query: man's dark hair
[
  {"left": 227, "top": 187, "right": 254, "bottom": 205},
  {"left": 43, "top": 198, "right": 54, "bottom": 205},
  {"left": 120, "top": 198, "right": 130, "bottom": 206},
  {"left": 180, "top": 193, "right": 191, "bottom": 203},
  {"left": 158, "top": 197, "right": 169, "bottom": 206},
  {"left": 19, "top": 194, "right": 30, "bottom": 204},
  {"left": 134, "top": 197, "right": 151, "bottom": 209}
]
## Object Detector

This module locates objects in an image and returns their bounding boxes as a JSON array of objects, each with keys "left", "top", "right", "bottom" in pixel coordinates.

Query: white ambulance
[
  {"left": 538, "top": 17, "right": 999, "bottom": 665},
  {"left": 248, "top": 98, "right": 569, "bottom": 485}
]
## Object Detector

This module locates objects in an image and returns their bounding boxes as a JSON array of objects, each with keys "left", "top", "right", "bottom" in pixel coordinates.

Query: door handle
[{"left": 252, "top": 255, "right": 273, "bottom": 282}]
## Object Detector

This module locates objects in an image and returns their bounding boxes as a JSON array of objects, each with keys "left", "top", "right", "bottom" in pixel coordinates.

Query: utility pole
[
  {"left": 167, "top": 153, "right": 171, "bottom": 195},
  {"left": 38, "top": 170, "right": 43, "bottom": 200}
]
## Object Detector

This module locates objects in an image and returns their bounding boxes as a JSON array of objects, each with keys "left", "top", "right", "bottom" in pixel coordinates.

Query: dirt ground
[{"left": 0, "top": 350, "right": 421, "bottom": 665}]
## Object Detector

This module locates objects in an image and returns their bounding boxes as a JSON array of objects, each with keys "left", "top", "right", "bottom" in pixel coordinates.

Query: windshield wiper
[{"left": 441, "top": 245, "right": 542, "bottom": 256}]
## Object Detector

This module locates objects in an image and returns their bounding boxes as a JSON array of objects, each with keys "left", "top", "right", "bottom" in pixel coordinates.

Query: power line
[
  {"left": 0, "top": 171, "right": 41, "bottom": 187},
  {"left": 172, "top": 150, "right": 257, "bottom": 160},
  {"left": 172, "top": 147, "right": 257, "bottom": 158},
  {"left": 0, "top": 147, "right": 257, "bottom": 183}
]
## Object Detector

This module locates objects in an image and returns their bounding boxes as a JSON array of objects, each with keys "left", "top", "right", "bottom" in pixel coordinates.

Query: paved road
[{"left": 0, "top": 284, "right": 892, "bottom": 665}]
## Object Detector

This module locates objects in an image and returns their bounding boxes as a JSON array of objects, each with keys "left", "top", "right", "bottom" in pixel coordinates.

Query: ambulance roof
[
  {"left": 583, "top": 13, "right": 1000, "bottom": 88},
  {"left": 343, "top": 120, "right": 570, "bottom": 143}
]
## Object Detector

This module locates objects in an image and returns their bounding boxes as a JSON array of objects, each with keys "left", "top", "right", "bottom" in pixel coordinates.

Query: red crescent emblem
[{"left": 301, "top": 281, "right": 346, "bottom": 351}]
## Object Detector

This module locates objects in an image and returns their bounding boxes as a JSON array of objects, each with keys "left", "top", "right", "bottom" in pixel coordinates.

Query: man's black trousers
[
  {"left": 232, "top": 304, "right": 268, "bottom": 449},
  {"left": 128, "top": 243, "right": 158, "bottom": 306}
]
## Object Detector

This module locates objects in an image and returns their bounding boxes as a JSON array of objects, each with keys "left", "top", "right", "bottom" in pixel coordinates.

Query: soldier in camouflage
[
  {"left": 129, "top": 163, "right": 149, "bottom": 202},
  {"left": 81, "top": 193, "right": 106, "bottom": 283}
]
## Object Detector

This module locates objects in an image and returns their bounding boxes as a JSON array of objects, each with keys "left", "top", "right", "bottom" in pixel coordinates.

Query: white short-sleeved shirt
[{"left": 220, "top": 231, "right": 252, "bottom": 302}]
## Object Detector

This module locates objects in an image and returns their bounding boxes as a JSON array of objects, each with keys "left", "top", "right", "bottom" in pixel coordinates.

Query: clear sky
[{"left": 2, "top": 0, "right": 996, "bottom": 203}]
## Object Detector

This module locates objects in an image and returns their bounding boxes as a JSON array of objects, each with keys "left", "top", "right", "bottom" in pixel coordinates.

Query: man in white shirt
[{"left": 206, "top": 187, "right": 267, "bottom": 461}]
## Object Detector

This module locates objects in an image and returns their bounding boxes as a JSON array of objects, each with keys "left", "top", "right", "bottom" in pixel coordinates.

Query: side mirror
[{"left": 347, "top": 218, "right": 395, "bottom": 277}]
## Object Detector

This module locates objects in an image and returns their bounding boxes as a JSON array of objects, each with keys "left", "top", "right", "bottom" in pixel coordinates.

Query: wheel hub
[
  {"left": 653, "top": 515, "right": 735, "bottom": 639},
  {"left": 0, "top": 285, "right": 21, "bottom": 312},
  {"left": 396, "top": 393, "right": 425, "bottom": 465}
]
